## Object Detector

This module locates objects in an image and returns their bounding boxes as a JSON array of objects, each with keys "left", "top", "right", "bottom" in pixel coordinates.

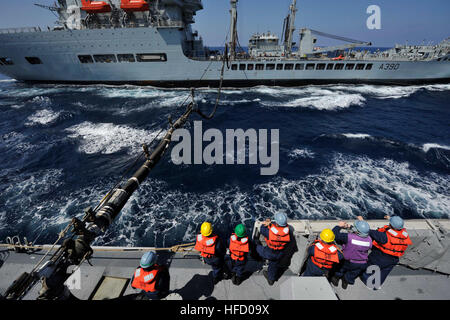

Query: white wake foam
[
  {"left": 1, "top": 131, "right": 37, "bottom": 153},
  {"left": 257, "top": 86, "right": 366, "bottom": 110},
  {"left": 65, "top": 121, "right": 161, "bottom": 155},
  {"left": 342, "top": 133, "right": 372, "bottom": 139},
  {"left": 25, "top": 109, "right": 61, "bottom": 126},
  {"left": 288, "top": 148, "right": 315, "bottom": 159},
  {"left": 422, "top": 143, "right": 450, "bottom": 153}
]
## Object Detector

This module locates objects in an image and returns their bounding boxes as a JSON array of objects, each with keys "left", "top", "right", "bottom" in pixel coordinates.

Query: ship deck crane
[
  {"left": 298, "top": 28, "right": 372, "bottom": 56},
  {"left": 34, "top": 3, "right": 60, "bottom": 12}
]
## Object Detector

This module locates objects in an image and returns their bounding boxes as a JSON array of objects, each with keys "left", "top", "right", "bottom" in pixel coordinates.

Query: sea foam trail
[
  {"left": 257, "top": 87, "right": 366, "bottom": 110},
  {"left": 422, "top": 143, "right": 450, "bottom": 153},
  {"left": 65, "top": 121, "right": 161, "bottom": 155}
]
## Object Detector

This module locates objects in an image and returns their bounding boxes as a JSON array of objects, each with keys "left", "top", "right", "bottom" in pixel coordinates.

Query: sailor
[
  {"left": 194, "top": 222, "right": 230, "bottom": 285},
  {"left": 130, "top": 251, "right": 170, "bottom": 300},
  {"left": 330, "top": 220, "right": 372, "bottom": 289},
  {"left": 254, "top": 213, "right": 291, "bottom": 285},
  {"left": 360, "top": 215, "right": 412, "bottom": 288},
  {"left": 228, "top": 223, "right": 250, "bottom": 286},
  {"left": 303, "top": 228, "right": 343, "bottom": 277}
]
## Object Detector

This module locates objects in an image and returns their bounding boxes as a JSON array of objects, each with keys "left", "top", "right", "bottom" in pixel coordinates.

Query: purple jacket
[{"left": 342, "top": 233, "right": 372, "bottom": 264}]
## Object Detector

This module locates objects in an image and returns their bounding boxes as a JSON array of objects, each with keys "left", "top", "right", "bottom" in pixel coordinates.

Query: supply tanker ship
[{"left": 0, "top": 0, "right": 449, "bottom": 87}]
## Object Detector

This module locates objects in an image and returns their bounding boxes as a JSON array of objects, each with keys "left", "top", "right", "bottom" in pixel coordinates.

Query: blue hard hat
[
  {"left": 274, "top": 213, "right": 288, "bottom": 227},
  {"left": 354, "top": 220, "right": 370, "bottom": 237},
  {"left": 390, "top": 216, "right": 404, "bottom": 230},
  {"left": 140, "top": 251, "right": 157, "bottom": 268}
]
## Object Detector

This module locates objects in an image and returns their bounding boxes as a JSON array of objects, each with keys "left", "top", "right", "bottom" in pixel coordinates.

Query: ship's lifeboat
[
  {"left": 120, "top": 0, "right": 150, "bottom": 12},
  {"left": 332, "top": 55, "right": 345, "bottom": 60},
  {"left": 80, "top": 0, "right": 112, "bottom": 14}
]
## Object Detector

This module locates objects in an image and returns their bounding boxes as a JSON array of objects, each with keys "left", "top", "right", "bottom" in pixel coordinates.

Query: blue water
[{"left": 0, "top": 78, "right": 449, "bottom": 247}]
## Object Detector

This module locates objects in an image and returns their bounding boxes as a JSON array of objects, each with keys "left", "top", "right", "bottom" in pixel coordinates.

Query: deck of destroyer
[{"left": 0, "top": 219, "right": 449, "bottom": 300}]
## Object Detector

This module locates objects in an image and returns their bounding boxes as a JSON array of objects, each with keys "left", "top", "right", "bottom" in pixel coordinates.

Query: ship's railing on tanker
[{"left": 0, "top": 27, "right": 42, "bottom": 34}]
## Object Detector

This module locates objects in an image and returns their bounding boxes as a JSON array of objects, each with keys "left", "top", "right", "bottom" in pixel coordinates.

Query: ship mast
[
  {"left": 284, "top": 0, "right": 297, "bottom": 57},
  {"left": 229, "top": 0, "right": 238, "bottom": 60}
]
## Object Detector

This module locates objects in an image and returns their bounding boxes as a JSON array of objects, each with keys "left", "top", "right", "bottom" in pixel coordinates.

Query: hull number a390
[{"left": 379, "top": 63, "right": 400, "bottom": 70}]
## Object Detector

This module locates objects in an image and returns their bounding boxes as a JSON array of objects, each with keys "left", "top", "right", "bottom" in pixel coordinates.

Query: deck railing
[{"left": 0, "top": 27, "right": 42, "bottom": 34}]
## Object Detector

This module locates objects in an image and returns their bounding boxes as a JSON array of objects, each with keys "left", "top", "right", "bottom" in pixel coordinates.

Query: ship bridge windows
[
  {"left": 25, "top": 57, "right": 42, "bottom": 65},
  {"left": 239, "top": 64, "right": 246, "bottom": 71},
  {"left": 295, "top": 63, "right": 304, "bottom": 70},
  {"left": 0, "top": 57, "right": 14, "bottom": 65},
  {"left": 284, "top": 64, "right": 294, "bottom": 70},
  {"left": 365, "top": 64, "right": 373, "bottom": 70},
  {"left": 345, "top": 63, "right": 355, "bottom": 70},
  {"left": 326, "top": 64, "right": 334, "bottom": 70},
  {"left": 78, "top": 55, "right": 94, "bottom": 64},
  {"left": 231, "top": 64, "right": 238, "bottom": 70},
  {"left": 136, "top": 53, "right": 167, "bottom": 62},
  {"left": 356, "top": 63, "right": 365, "bottom": 70},
  {"left": 266, "top": 64, "right": 275, "bottom": 70},
  {"left": 247, "top": 64, "right": 254, "bottom": 71},
  {"left": 118, "top": 54, "right": 136, "bottom": 63},
  {"left": 94, "top": 54, "right": 117, "bottom": 63},
  {"left": 316, "top": 63, "right": 326, "bottom": 70},
  {"left": 276, "top": 64, "right": 283, "bottom": 70},
  {"left": 306, "top": 63, "right": 315, "bottom": 70},
  {"left": 256, "top": 64, "right": 264, "bottom": 70},
  {"left": 334, "top": 63, "right": 344, "bottom": 70}
]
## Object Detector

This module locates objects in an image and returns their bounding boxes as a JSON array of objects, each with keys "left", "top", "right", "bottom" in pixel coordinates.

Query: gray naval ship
[
  {"left": 0, "top": 0, "right": 449, "bottom": 87},
  {"left": 0, "top": 97, "right": 449, "bottom": 301}
]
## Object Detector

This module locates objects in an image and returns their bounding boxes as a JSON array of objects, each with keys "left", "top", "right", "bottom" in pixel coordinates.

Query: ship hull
[
  {"left": 1, "top": 28, "right": 449, "bottom": 87},
  {"left": 22, "top": 78, "right": 450, "bottom": 88}
]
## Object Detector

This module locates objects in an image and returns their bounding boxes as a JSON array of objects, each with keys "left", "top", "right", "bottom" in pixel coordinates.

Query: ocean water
[{"left": 0, "top": 78, "right": 449, "bottom": 247}]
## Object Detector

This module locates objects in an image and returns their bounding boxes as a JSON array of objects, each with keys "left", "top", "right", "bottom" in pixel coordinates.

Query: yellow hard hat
[
  {"left": 320, "top": 228, "right": 335, "bottom": 243},
  {"left": 201, "top": 222, "right": 213, "bottom": 237}
]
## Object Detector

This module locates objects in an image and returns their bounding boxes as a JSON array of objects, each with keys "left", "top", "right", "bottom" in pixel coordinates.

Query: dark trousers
[
  {"left": 361, "top": 249, "right": 399, "bottom": 286},
  {"left": 230, "top": 258, "right": 247, "bottom": 278},
  {"left": 204, "top": 255, "right": 228, "bottom": 280},
  {"left": 335, "top": 260, "right": 367, "bottom": 284},
  {"left": 303, "top": 258, "right": 328, "bottom": 277},
  {"left": 139, "top": 291, "right": 160, "bottom": 300},
  {"left": 256, "top": 245, "right": 284, "bottom": 281}
]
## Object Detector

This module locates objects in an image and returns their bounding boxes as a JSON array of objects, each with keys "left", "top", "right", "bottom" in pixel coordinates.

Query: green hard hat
[{"left": 235, "top": 224, "right": 246, "bottom": 238}]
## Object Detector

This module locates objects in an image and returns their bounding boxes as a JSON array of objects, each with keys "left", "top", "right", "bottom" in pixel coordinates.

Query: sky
[{"left": 0, "top": 0, "right": 448, "bottom": 47}]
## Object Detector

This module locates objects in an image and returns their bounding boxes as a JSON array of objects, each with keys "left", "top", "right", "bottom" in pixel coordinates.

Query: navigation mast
[
  {"left": 284, "top": 0, "right": 297, "bottom": 57},
  {"left": 229, "top": 0, "right": 238, "bottom": 60}
]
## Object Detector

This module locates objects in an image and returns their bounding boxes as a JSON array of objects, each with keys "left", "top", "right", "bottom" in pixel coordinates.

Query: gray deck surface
[{"left": 1, "top": 219, "right": 449, "bottom": 300}]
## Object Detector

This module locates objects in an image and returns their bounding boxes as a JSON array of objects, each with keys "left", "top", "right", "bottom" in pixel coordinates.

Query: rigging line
[
  {"left": 92, "top": 90, "right": 196, "bottom": 213},
  {"left": 235, "top": 34, "right": 249, "bottom": 81},
  {"left": 195, "top": 45, "right": 227, "bottom": 120},
  {"left": 29, "top": 9, "right": 228, "bottom": 257},
  {"left": 27, "top": 221, "right": 74, "bottom": 275}
]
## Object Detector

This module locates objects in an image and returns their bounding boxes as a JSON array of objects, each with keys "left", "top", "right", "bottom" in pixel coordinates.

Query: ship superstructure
[{"left": 0, "top": 0, "right": 449, "bottom": 86}]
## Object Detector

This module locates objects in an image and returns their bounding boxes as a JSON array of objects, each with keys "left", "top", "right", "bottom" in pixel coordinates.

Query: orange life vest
[
  {"left": 194, "top": 234, "right": 218, "bottom": 258},
  {"left": 229, "top": 233, "right": 250, "bottom": 261},
  {"left": 266, "top": 224, "right": 290, "bottom": 251},
  {"left": 373, "top": 226, "right": 412, "bottom": 257},
  {"left": 311, "top": 240, "right": 340, "bottom": 269},
  {"left": 131, "top": 266, "right": 161, "bottom": 293}
]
